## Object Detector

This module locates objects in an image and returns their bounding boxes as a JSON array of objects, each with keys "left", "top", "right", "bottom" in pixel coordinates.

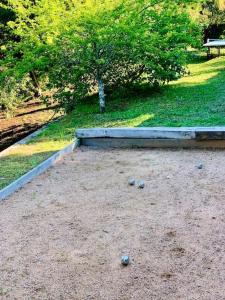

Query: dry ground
[
  {"left": 0, "top": 100, "right": 58, "bottom": 151},
  {"left": 0, "top": 148, "right": 225, "bottom": 300}
]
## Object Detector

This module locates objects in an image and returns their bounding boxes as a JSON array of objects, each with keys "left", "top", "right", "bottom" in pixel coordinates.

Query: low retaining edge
[{"left": 76, "top": 127, "right": 225, "bottom": 149}]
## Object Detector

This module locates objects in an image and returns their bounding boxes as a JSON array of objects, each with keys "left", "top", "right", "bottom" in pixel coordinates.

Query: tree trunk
[
  {"left": 97, "top": 78, "right": 105, "bottom": 113},
  {"left": 29, "top": 71, "right": 42, "bottom": 98}
]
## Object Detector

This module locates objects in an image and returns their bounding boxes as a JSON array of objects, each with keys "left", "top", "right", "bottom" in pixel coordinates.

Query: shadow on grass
[
  {"left": 138, "top": 65, "right": 225, "bottom": 127},
  {"left": 16, "top": 106, "right": 54, "bottom": 117},
  {"left": 36, "top": 57, "right": 223, "bottom": 146},
  {"left": 0, "top": 124, "right": 40, "bottom": 151}
]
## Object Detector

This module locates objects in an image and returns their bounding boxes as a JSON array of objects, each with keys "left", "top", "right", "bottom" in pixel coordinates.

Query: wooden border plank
[
  {"left": 196, "top": 131, "right": 225, "bottom": 141},
  {"left": 76, "top": 127, "right": 225, "bottom": 140},
  {"left": 80, "top": 137, "right": 225, "bottom": 149},
  {"left": 76, "top": 127, "right": 197, "bottom": 139}
]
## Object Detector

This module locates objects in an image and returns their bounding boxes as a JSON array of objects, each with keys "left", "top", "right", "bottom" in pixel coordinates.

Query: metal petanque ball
[
  {"left": 121, "top": 255, "right": 130, "bottom": 266},
  {"left": 128, "top": 179, "right": 136, "bottom": 186},
  {"left": 137, "top": 180, "right": 145, "bottom": 189},
  {"left": 197, "top": 163, "right": 203, "bottom": 170}
]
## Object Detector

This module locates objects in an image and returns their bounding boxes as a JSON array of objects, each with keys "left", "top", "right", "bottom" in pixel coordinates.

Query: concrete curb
[{"left": 0, "top": 139, "right": 79, "bottom": 201}]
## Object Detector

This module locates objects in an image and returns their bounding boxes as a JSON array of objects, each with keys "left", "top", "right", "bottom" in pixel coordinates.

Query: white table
[{"left": 203, "top": 39, "right": 225, "bottom": 58}]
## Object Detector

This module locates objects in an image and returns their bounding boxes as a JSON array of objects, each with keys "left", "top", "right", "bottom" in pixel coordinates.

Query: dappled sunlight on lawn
[
  {"left": 103, "top": 114, "right": 155, "bottom": 127},
  {"left": 172, "top": 57, "right": 225, "bottom": 87},
  {"left": 1, "top": 140, "right": 69, "bottom": 159},
  {"left": 177, "top": 71, "right": 220, "bottom": 86}
]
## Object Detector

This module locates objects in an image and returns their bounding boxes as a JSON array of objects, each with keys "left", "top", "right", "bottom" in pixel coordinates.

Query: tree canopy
[{"left": 1, "top": 0, "right": 200, "bottom": 113}]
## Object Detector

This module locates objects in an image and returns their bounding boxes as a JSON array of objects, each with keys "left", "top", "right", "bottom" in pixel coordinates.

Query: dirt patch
[
  {"left": 0, "top": 148, "right": 225, "bottom": 299},
  {"left": 0, "top": 100, "right": 58, "bottom": 151}
]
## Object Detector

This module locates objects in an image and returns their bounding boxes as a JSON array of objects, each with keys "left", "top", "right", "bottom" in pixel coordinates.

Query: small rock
[
  {"left": 137, "top": 180, "right": 145, "bottom": 189},
  {"left": 197, "top": 163, "right": 203, "bottom": 169},
  {"left": 121, "top": 255, "right": 130, "bottom": 266},
  {"left": 128, "top": 179, "right": 135, "bottom": 186}
]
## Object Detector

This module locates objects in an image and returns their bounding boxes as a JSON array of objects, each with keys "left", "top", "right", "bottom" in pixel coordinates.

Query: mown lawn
[{"left": 1, "top": 54, "right": 225, "bottom": 189}]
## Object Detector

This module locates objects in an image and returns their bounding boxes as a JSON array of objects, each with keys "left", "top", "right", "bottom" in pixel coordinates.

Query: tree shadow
[
  {"left": 136, "top": 63, "right": 225, "bottom": 127},
  {"left": 16, "top": 105, "right": 56, "bottom": 117},
  {"left": 0, "top": 124, "right": 40, "bottom": 151}
]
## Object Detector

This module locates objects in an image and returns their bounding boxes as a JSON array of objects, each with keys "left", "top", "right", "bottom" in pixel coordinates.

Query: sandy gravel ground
[{"left": 0, "top": 147, "right": 225, "bottom": 300}]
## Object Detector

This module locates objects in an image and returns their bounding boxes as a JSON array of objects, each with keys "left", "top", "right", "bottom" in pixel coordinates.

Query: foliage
[
  {"left": 0, "top": 4, "right": 15, "bottom": 51},
  {"left": 193, "top": 0, "right": 225, "bottom": 26},
  {"left": 201, "top": 0, "right": 225, "bottom": 25},
  {"left": 0, "top": 75, "right": 34, "bottom": 117},
  {"left": 189, "top": 0, "right": 225, "bottom": 40},
  {"left": 192, "top": 0, "right": 225, "bottom": 39},
  {"left": 1, "top": 0, "right": 200, "bottom": 113}
]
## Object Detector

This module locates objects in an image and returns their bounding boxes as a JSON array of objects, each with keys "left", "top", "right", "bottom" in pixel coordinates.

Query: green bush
[{"left": 0, "top": 76, "right": 34, "bottom": 117}]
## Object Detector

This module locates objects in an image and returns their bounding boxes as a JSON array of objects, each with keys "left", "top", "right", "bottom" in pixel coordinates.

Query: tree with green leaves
[
  {"left": 192, "top": 0, "right": 225, "bottom": 40},
  {"left": 201, "top": 0, "right": 225, "bottom": 24},
  {"left": 1, "top": 0, "right": 200, "bottom": 113}
]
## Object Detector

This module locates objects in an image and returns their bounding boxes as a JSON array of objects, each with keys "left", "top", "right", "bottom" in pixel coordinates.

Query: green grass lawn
[{"left": 1, "top": 54, "right": 225, "bottom": 189}]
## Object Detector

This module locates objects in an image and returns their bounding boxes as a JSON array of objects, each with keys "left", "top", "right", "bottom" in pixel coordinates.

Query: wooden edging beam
[
  {"left": 76, "top": 127, "right": 225, "bottom": 140},
  {"left": 0, "top": 140, "right": 79, "bottom": 201},
  {"left": 80, "top": 138, "right": 225, "bottom": 149},
  {"left": 76, "top": 127, "right": 225, "bottom": 149},
  {"left": 76, "top": 127, "right": 195, "bottom": 139}
]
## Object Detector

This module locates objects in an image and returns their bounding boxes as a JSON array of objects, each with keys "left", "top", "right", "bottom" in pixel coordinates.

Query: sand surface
[{"left": 0, "top": 148, "right": 225, "bottom": 300}]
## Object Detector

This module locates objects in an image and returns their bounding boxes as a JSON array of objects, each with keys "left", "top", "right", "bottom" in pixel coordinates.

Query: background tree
[
  {"left": 0, "top": 2, "right": 15, "bottom": 57},
  {"left": 197, "top": 0, "right": 225, "bottom": 40},
  {"left": 1, "top": 0, "right": 200, "bottom": 113},
  {"left": 0, "top": 0, "right": 45, "bottom": 114}
]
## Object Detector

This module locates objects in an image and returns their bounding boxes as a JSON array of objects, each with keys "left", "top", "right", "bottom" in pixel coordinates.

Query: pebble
[
  {"left": 121, "top": 255, "right": 130, "bottom": 266},
  {"left": 197, "top": 163, "right": 203, "bottom": 169},
  {"left": 128, "top": 179, "right": 136, "bottom": 186}
]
